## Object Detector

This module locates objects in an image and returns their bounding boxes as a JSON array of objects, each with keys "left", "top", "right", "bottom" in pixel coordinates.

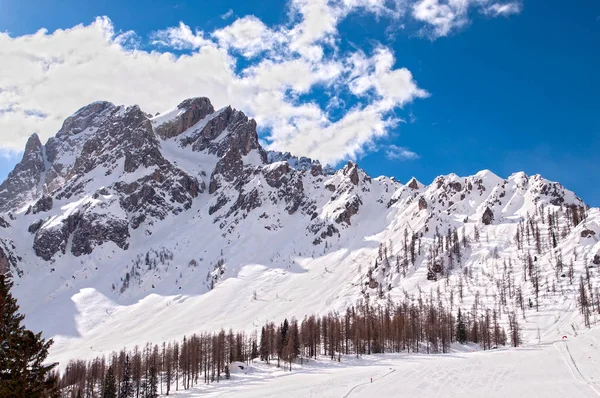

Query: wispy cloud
[
  {"left": 386, "top": 145, "right": 420, "bottom": 160},
  {"left": 484, "top": 3, "right": 522, "bottom": 17},
  {"left": 221, "top": 9, "right": 234, "bottom": 20},
  {"left": 412, "top": 0, "right": 523, "bottom": 38}
]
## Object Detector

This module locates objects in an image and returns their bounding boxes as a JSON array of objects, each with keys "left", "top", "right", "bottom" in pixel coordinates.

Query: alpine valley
[{"left": 1, "top": 97, "right": 599, "bottom": 369}]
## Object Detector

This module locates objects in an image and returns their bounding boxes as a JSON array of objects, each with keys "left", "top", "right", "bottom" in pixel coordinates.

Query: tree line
[{"left": 57, "top": 292, "right": 513, "bottom": 397}]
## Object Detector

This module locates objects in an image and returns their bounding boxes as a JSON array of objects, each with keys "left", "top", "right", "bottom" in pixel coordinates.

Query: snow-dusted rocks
[
  {"left": 0, "top": 133, "right": 45, "bottom": 213},
  {"left": 154, "top": 97, "right": 214, "bottom": 140},
  {"left": 266, "top": 150, "right": 335, "bottom": 175}
]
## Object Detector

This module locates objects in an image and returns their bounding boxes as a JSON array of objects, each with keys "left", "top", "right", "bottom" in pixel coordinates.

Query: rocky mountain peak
[
  {"left": 56, "top": 101, "right": 116, "bottom": 138},
  {"left": 154, "top": 97, "right": 215, "bottom": 139},
  {"left": 23, "top": 133, "right": 43, "bottom": 156},
  {"left": 0, "top": 133, "right": 46, "bottom": 212}
]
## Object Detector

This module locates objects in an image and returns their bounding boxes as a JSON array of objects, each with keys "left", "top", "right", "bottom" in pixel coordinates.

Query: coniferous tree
[
  {"left": 0, "top": 274, "right": 58, "bottom": 398},
  {"left": 145, "top": 366, "right": 158, "bottom": 398},
  {"left": 102, "top": 366, "right": 117, "bottom": 398},
  {"left": 119, "top": 355, "right": 133, "bottom": 398},
  {"left": 259, "top": 327, "right": 269, "bottom": 363},
  {"left": 250, "top": 338, "right": 259, "bottom": 361},
  {"left": 455, "top": 309, "right": 467, "bottom": 344}
]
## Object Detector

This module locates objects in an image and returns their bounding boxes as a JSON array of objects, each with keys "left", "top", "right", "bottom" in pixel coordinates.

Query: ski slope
[{"left": 169, "top": 326, "right": 600, "bottom": 398}]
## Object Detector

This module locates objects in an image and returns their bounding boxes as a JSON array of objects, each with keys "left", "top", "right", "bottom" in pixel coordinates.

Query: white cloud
[
  {"left": 348, "top": 47, "right": 429, "bottom": 108},
  {"left": 386, "top": 145, "right": 420, "bottom": 160},
  {"left": 212, "top": 16, "right": 283, "bottom": 57},
  {"left": 484, "top": 2, "right": 522, "bottom": 17},
  {"left": 150, "top": 21, "right": 213, "bottom": 49},
  {"left": 412, "top": 0, "right": 522, "bottom": 38},
  {"left": 0, "top": 0, "right": 520, "bottom": 166}
]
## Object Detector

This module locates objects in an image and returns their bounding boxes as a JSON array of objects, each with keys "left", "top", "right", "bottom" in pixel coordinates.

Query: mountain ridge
[{"left": 0, "top": 96, "right": 599, "bottom": 367}]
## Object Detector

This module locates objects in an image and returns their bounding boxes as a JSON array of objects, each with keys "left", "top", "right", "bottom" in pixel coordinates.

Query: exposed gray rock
[
  {"left": 482, "top": 207, "right": 494, "bottom": 225},
  {"left": 155, "top": 97, "right": 214, "bottom": 139},
  {"left": 26, "top": 195, "right": 53, "bottom": 215},
  {"left": 264, "top": 162, "right": 291, "bottom": 189},
  {"left": 418, "top": 196, "right": 428, "bottom": 210},
  {"left": 0, "top": 133, "right": 45, "bottom": 212},
  {"left": 266, "top": 150, "right": 334, "bottom": 175},
  {"left": 0, "top": 239, "right": 20, "bottom": 276},
  {"left": 581, "top": 229, "right": 596, "bottom": 238},
  {"left": 407, "top": 178, "right": 419, "bottom": 190},
  {"left": 0, "top": 216, "right": 9, "bottom": 229},
  {"left": 448, "top": 182, "right": 462, "bottom": 192},
  {"left": 28, "top": 219, "right": 45, "bottom": 234},
  {"left": 335, "top": 196, "right": 362, "bottom": 225},
  {"left": 344, "top": 161, "right": 360, "bottom": 186},
  {"left": 34, "top": 222, "right": 72, "bottom": 261},
  {"left": 71, "top": 214, "right": 130, "bottom": 256}
]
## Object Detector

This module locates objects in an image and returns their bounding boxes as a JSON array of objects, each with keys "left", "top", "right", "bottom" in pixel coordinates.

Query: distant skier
[{"left": 370, "top": 378, "right": 372, "bottom": 383}]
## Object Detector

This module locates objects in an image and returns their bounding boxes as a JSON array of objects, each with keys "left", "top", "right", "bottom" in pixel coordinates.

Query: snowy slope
[
  {"left": 0, "top": 97, "right": 599, "bottom": 369},
  {"left": 171, "top": 326, "right": 600, "bottom": 398}
]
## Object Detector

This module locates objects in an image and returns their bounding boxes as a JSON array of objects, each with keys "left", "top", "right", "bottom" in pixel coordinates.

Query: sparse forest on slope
[{"left": 0, "top": 96, "right": 598, "bottom": 374}]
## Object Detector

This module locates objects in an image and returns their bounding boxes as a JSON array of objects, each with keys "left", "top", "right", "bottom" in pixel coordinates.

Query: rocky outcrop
[
  {"left": 482, "top": 207, "right": 494, "bottom": 225},
  {"left": 267, "top": 151, "right": 334, "bottom": 175},
  {"left": 33, "top": 209, "right": 130, "bottom": 260},
  {"left": 0, "top": 239, "right": 20, "bottom": 276},
  {"left": 26, "top": 195, "right": 53, "bottom": 215},
  {"left": 407, "top": 178, "right": 419, "bottom": 190},
  {"left": 71, "top": 214, "right": 130, "bottom": 257},
  {"left": 28, "top": 219, "right": 44, "bottom": 234},
  {"left": 0, "top": 133, "right": 45, "bottom": 212},
  {"left": 335, "top": 196, "right": 362, "bottom": 225},
  {"left": 418, "top": 196, "right": 428, "bottom": 210},
  {"left": 54, "top": 101, "right": 116, "bottom": 139},
  {"left": 0, "top": 216, "right": 9, "bottom": 229},
  {"left": 344, "top": 162, "right": 360, "bottom": 186},
  {"left": 581, "top": 229, "right": 596, "bottom": 238},
  {"left": 34, "top": 220, "right": 73, "bottom": 261},
  {"left": 155, "top": 97, "right": 214, "bottom": 139}
]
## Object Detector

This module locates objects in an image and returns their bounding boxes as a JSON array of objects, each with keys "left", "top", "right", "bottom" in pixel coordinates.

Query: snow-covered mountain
[{"left": 1, "top": 97, "right": 599, "bottom": 367}]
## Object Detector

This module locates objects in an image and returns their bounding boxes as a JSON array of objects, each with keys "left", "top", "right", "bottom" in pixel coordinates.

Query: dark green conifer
[{"left": 0, "top": 274, "right": 58, "bottom": 397}]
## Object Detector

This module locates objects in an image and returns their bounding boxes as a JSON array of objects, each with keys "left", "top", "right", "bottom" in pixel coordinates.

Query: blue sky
[{"left": 0, "top": 0, "right": 599, "bottom": 205}]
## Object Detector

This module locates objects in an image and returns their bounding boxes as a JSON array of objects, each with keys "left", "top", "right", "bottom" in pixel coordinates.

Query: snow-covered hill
[{"left": 1, "top": 97, "right": 599, "bottom": 367}]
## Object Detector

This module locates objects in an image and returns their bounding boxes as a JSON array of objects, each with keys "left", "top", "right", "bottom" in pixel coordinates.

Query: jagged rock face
[
  {"left": 418, "top": 196, "right": 428, "bottom": 210},
  {"left": 155, "top": 98, "right": 214, "bottom": 139},
  {"left": 0, "top": 239, "right": 20, "bottom": 276},
  {"left": 71, "top": 214, "right": 130, "bottom": 257},
  {"left": 407, "top": 178, "right": 419, "bottom": 190},
  {"left": 267, "top": 150, "right": 334, "bottom": 175},
  {"left": 0, "top": 216, "right": 9, "bottom": 229},
  {"left": 0, "top": 134, "right": 45, "bottom": 212},
  {"left": 335, "top": 196, "right": 362, "bottom": 225},
  {"left": 33, "top": 204, "right": 130, "bottom": 260},
  {"left": 344, "top": 162, "right": 360, "bottom": 186},
  {"left": 115, "top": 167, "right": 201, "bottom": 229},
  {"left": 26, "top": 195, "right": 53, "bottom": 215},
  {"left": 34, "top": 222, "right": 71, "bottom": 261}
]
